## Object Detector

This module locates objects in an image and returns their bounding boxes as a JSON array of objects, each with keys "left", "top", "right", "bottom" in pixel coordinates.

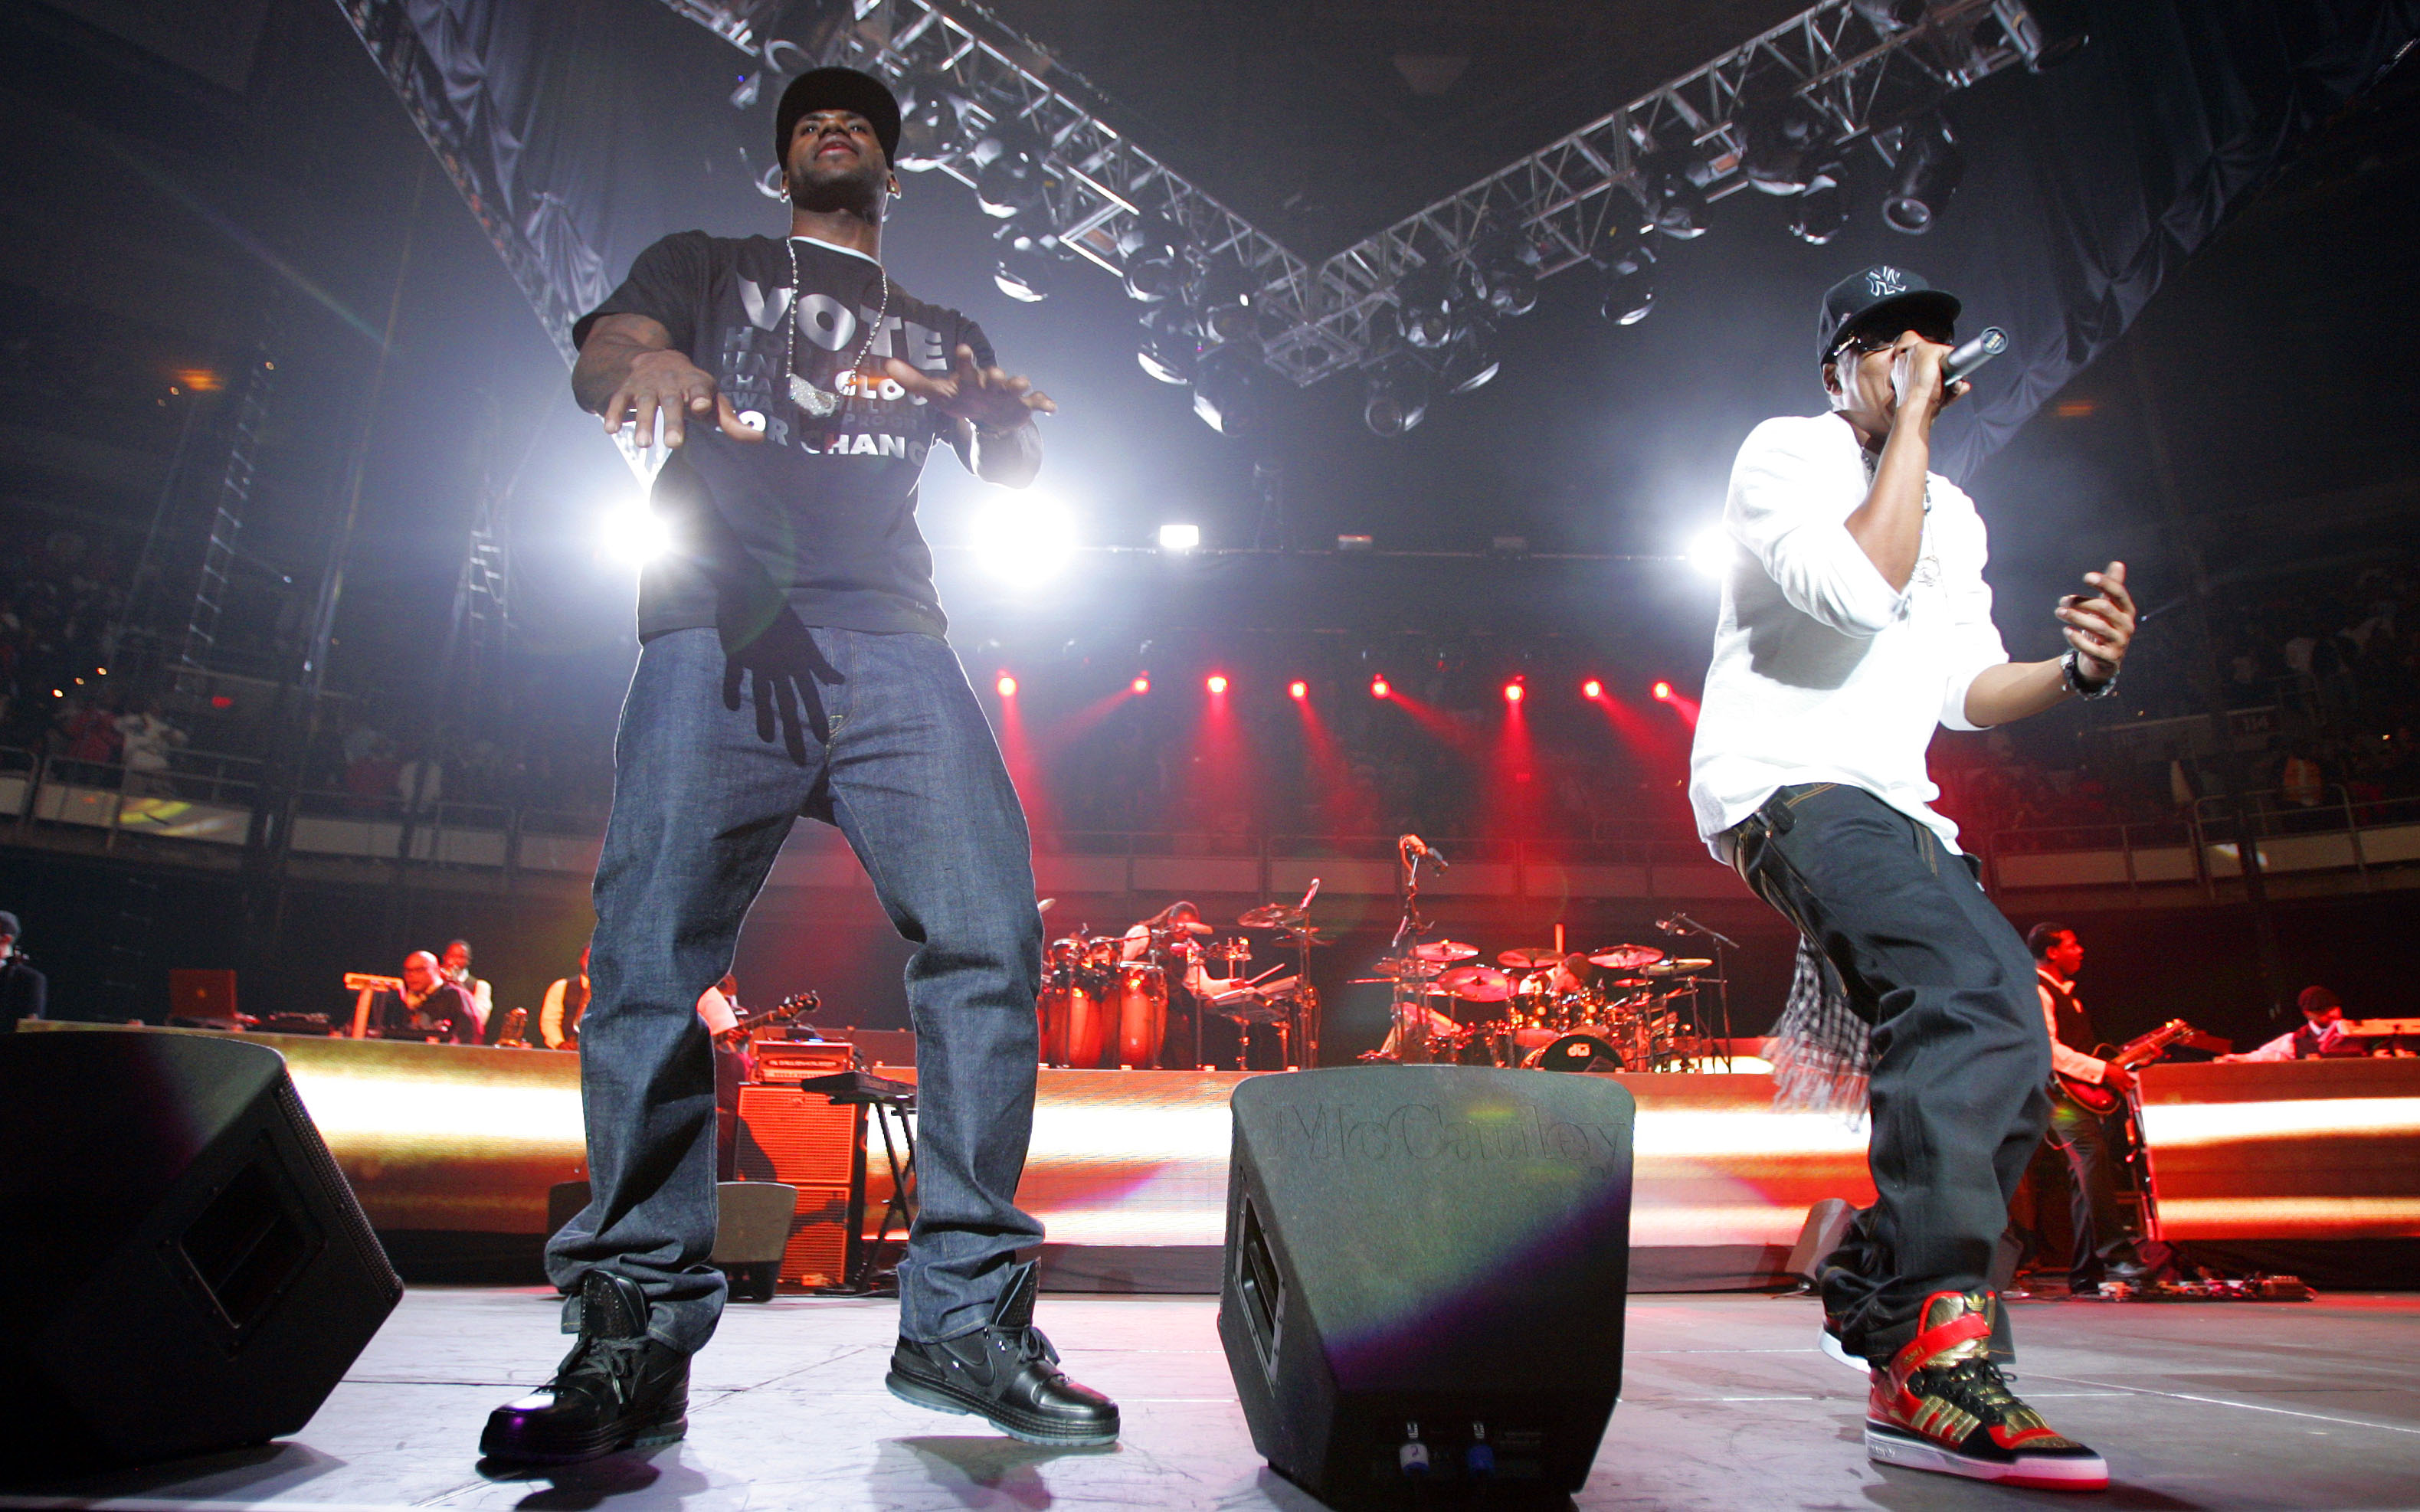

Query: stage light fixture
[
  {"left": 1206, "top": 673, "right": 1230, "bottom": 695},
  {"left": 1393, "top": 263, "right": 1458, "bottom": 350},
  {"left": 1131, "top": 675, "right": 1151, "bottom": 695},
  {"left": 1582, "top": 678, "right": 1604, "bottom": 700},
  {"left": 1196, "top": 263, "right": 1261, "bottom": 345},
  {"left": 1740, "top": 96, "right": 1830, "bottom": 195},
  {"left": 1121, "top": 218, "right": 1184, "bottom": 303},
  {"left": 1652, "top": 680, "right": 1674, "bottom": 702},
  {"left": 1190, "top": 342, "right": 1270, "bottom": 438},
  {"left": 1158, "top": 522, "right": 1201, "bottom": 551},
  {"left": 1370, "top": 676, "right": 1390, "bottom": 699},
  {"left": 596, "top": 498, "right": 672, "bottom": 567},
  {"left": 1594, "top": 234, "right": 1658, "bottom": 326},
  {"left": 1790, "top": 168, "right": 1849, "bottom": 245},
  {"left": 1362, "top": 365, "right": 1430, "bottom": 437},
  {"left": 1503, "top": 681, "right": 1524, "bottom": 704},
  {"left": 1881, "top": 117, "right": 1964, "bottom": 235},
  {"left": 1136, "top": 306, "right": 1201, "bottom": 386},
  {"left": 974, "top": 128, "right": 1050, "bottom": 219},
  {"left": 1639, "top": 149, "right": 1710, "bottom": 239},
  {"left": 996, "top": 673, "right": 1018, "bottom": 698},
  {"left": 1289, "top": 679, "right": 1308, "bottom": 701},
  {"left": 1687, "top": 525, "right": 1731, "bottom": 580},
  {"left": 993, "top": 234, "right": 1053, "bottom": 303},
  {"left": 1471, "top": 215, "right": 1543, "bottom": 318},
  {"left": 1440, "top": 332, "right": 1501, "bottom": 394},
  {"left": 894, "top": 76, "right": 968, "bottom": 172},
  {"left": 971, "top": 494, "right": 1077, "bottom": 584}
]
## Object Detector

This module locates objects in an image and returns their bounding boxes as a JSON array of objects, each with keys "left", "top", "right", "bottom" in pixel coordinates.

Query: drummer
[{"left": 1120, "top": 901, "right": 1215, "bottom": 1067}]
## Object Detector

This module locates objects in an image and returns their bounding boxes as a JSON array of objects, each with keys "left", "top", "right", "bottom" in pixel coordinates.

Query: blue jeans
[
  {"left": 1729, "top": 783, "right": 2051, "bottom": 1363},
  {"left": 545, "top": 625, "right": 1046, "bottom": 1351}
]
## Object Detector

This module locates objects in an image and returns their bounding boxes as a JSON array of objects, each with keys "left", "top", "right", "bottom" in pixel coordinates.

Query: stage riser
[{"left": 17, "top": 1025, "right": 2418, "bottom": 1288}]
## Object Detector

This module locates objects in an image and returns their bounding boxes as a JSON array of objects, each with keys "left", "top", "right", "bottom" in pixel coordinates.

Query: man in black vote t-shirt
[{"left": 482, "top": 67, "right": 1116, "bottom": 1464}]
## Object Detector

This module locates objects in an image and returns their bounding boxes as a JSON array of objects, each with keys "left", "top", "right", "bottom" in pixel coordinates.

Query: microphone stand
[
  {"left": 1662, "top": 912, "right": 1740, "bottom": 1072},
  {"left": 1387, "top": 842, "right": 1432, "bottom": 1064}
]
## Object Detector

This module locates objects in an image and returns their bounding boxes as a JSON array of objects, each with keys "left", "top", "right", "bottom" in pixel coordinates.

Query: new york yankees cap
[{"left": 1817, "top": 264, "right": 1962, "bottom": 365}]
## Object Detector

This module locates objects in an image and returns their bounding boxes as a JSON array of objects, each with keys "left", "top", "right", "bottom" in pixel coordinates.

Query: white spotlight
[
  {"left": 1686, "top": 525, "right": 1731, "bottom": 581},
  {"left": 972, "top": 495, "right": 1078, "bottom": 585},
  {"left": 597, "top": 498, "right": 673, "bottom": 568},
  {"left": 1157, "top": 522, "right": 1201, "bottom": 552}
]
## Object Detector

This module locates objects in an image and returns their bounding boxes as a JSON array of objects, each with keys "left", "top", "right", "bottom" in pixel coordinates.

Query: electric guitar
[
  {"left": 713, "top": 990, "right": 821, "bottom": 1047},
  {"left": 2057, "top": 1018, "right": 2201, "bottom": 1114}
]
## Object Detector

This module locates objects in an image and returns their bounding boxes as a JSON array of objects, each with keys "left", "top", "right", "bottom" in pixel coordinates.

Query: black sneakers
[
  {"left": 886, "top": 1261, "right": 1121, "bottom": 1447},
  {"left": 480, "top": 1271, "right": 690, "bottom": 1464}
]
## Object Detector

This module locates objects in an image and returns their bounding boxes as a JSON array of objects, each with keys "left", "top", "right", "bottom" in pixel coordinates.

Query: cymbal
[
  {"left": 1412, "top": 939, "right": 1479, "bottom": 963},
  {"left": 1642, "top": 957, "right": 1714, "bottom": 977},
  {"left": 1238, "top": 902, "right": 1310, "bottom": 929},
  {"left": 1497, "top": 947, "right": 1564, "bottom": 970},
  {"left": 1436, "top": 964, "right": 1513, "bottom": 1001},
  {"left": 1371, "top": 957, "right": 1443, "bottom": 980},
  {"left": 1587, "top": 943, "right": 1667, "bottom": 970}
]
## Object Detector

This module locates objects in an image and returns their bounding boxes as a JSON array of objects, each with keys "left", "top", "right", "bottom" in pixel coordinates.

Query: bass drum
[
  {"left": 1111, "top": 961, "right": 1168, "bottom": 1069},
  {"left": 1523, "top": 1033, "right": 1627, "bottom": 1074},
  {"left": 1040, "top": 983, "right": 1112, "bottom": 1069}
]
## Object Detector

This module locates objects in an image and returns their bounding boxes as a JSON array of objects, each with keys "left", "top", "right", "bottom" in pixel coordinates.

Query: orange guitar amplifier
[{"left": 734, "top": 1081, "right": 866, "bottom": 1287}]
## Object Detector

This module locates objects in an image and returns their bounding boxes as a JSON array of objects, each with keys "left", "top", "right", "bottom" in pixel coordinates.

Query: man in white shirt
[
  {"left": 2216, "top": 984, "right": 2356, "bottom": 1061},
  {"left": 1691, "top": 266, "right": 2136, "bottom": 1491}
]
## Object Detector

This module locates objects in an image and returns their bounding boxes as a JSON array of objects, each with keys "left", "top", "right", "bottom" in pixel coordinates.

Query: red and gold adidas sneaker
[{"left": 1866, "top": 1290, "right": 2108, "bottom": 1491}]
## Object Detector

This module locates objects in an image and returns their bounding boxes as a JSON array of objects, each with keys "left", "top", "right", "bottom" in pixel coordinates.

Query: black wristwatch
[{"left": 2061, "top": 647, "right": 2119, "bottom": 699}]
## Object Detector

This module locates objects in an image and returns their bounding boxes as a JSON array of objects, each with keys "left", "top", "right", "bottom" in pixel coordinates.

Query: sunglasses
[{"left": 1832, "top": 326, "right": 1956, "bottom": 361}]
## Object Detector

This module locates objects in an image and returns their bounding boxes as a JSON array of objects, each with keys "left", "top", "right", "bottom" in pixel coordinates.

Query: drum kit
[
  {"left": 1361, "top": 939, "right": 1720, "bottom": 1072},
  {"left": 1037, "top": 892, "right": 1327, "bottom": 1069}
]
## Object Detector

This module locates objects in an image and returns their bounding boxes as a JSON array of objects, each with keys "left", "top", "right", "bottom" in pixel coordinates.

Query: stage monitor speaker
[
  {"left": 0, "top": 1028, "right": 402, "bottom": 1468},
  {"left": 1785, "top": 1197, "right": 1860, "bottom": 1285},
  {"left": 1218, "top": 1066, "right": 1635, "bottom": 1502}
]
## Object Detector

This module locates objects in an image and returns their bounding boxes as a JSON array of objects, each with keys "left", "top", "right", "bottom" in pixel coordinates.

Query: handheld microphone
[
  {"left": 1942, "top": 326, "right": 2009, "bottom": 387},
  {"left": 1400, "top": 834, "right": 1450, "bottom": 870},
  {"left": 1298, "top": 878, "right": 1321, "bottom": 911}
]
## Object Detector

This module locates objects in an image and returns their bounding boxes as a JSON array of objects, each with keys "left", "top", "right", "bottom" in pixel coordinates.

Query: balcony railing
[{"left": 1984, "top": 787, "right": 2420, "bottom": 894}]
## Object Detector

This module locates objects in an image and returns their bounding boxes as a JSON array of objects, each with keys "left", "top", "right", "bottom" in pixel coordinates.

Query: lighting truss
[{"left": 667, "top": 0, "right": 2053, "bottom": 385}]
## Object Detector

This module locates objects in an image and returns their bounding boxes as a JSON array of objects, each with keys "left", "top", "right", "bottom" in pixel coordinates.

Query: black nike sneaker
[
  {"left": 885, "top": 1260, "right": 1120, "bottom": 1446},
  {"left": 480, "top": 1270, "right": 690, "bottom": 1464}
]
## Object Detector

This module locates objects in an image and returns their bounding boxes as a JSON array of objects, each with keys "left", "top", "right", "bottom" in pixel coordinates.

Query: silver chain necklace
[{"left": 784, "top": 234, "right": 890, "bottom": 418}]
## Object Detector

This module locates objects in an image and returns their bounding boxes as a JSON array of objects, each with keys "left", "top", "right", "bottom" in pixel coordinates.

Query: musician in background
[
  {"left": 373, "top": 951, "right": 480, "bottom": 1043},
  {"left": 2215, "top": 985, "right": 2360, "bottom": 1062},
  {"left": 1122, "top": 901, "right": 1211, "bottom": 1067},
  {"left": 699, "top": 972, "right": 752, "bottom": 1180},
  {"left": 2029, "top": 924, "right": 2159, "bottom": 1294},
  {"left": 540, "top": 946, "right": 591, "bottom": 1049},
  {"left": 0, "top": 911, "right": 46, "bottom": 1029},
  {"left": 441, "top": 938, "right": 496, "bottom": 1040}
]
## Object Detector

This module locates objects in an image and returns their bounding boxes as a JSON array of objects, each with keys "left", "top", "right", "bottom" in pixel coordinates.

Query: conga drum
[
  {"left": 1040, "top": 980, "right": 1111, "bottom": 1068},
  {"left": 1111, "top": 961, "right": 1168, "bottom": 1068}
]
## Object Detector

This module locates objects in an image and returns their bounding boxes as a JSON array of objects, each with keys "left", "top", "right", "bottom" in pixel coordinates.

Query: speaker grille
[
  {"left": 1235, "top": 1195, "right": 1283, "bottom": 1381},
  {"left": 735, "top": 1084, "right": 863, "bottom": 1287}
]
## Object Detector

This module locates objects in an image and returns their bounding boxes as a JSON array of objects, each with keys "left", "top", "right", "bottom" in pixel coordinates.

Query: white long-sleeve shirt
[
  {"left": 2038, "top": 967, "right": 2109, "bottom": 1085},
  {"left": 1689, "top": 412, "right": 2010, "bottom": 854}
]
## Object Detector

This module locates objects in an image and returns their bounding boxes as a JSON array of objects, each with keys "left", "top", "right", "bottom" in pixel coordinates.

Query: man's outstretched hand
[
  {"left": 2057, "top": 561, "right": 2136, "bottom": 683},
  {"left": 601, "top": 347, "right": 765, "bottom": 449},
  {"left": 883, "top": 344, "right": 1056, "bottom": 433}
]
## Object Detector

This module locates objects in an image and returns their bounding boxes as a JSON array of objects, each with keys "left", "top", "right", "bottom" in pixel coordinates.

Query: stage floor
[{"left": 5, "top": 1289, "right": 2415, "bottom": 1510}]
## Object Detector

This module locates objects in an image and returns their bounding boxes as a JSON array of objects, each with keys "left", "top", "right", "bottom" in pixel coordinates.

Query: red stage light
[
  {"left": 1652, "top": 679, "right": 1673, "bottom": 702},
  {"left": 1503, "top": 681, "right": 1524, "bottom": 704},
  {"left": 1206, "top": 673, "right": 1230, "bottom": 695},
  {"left": 1581, "top": 678, "right": 1603, "bottom": 700},
  {"left": 1131, "top": 675, "right": 1151, "bottom": 695},
  {"left": 996, "top": 673, "right": 1018, "bottom": 698},
  {"left": 1288, "top": 679, "right": 1308, "bottom": 701},
  {"left": 1370, "top": 676, "right": 1390, "bottom": 699}
]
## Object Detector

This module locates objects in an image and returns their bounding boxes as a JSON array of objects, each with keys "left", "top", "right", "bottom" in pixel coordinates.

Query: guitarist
[{"left": 2029, "top": 924, "right": 2162, "bottom": 1294}]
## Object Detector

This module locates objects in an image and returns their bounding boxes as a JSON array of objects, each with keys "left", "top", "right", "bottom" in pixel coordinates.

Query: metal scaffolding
[{"left": 664, "top": 0, "right": 2052, "bottom": 385}]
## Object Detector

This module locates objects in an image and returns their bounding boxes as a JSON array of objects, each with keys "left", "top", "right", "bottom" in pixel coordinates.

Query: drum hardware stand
[
  {"left": 1386, "top": 839, "right": 1439, "bottom": 1063},
  {"left": 1659, "top": 911, "right": 1739, "bottom": 1071},
  {"left": 797, "top": 1068, "right": 918, "bottom": 1294}
]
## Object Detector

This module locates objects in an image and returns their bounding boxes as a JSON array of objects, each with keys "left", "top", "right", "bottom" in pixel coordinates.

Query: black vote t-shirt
[{"left": 575, "top": 231, "right": 993, "bottom": 643}]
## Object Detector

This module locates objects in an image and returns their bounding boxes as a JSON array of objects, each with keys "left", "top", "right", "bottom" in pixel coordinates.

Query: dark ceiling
[{"left": 979, "top": 0, "right": 1810, "bottom": 252}]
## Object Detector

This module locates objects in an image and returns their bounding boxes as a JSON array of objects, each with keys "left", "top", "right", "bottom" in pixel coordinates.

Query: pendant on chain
[{"left": 789, "top": 373, "right": 840, "bottom": 417}]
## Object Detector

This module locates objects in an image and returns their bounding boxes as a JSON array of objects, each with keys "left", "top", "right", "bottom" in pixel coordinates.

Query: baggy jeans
[
  {"left": 1729, "top": 782, "right": 2052, "bottom": 1364},
  {"left": 545, "top": 625, "right": 1046, "bottom": 1352}
]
